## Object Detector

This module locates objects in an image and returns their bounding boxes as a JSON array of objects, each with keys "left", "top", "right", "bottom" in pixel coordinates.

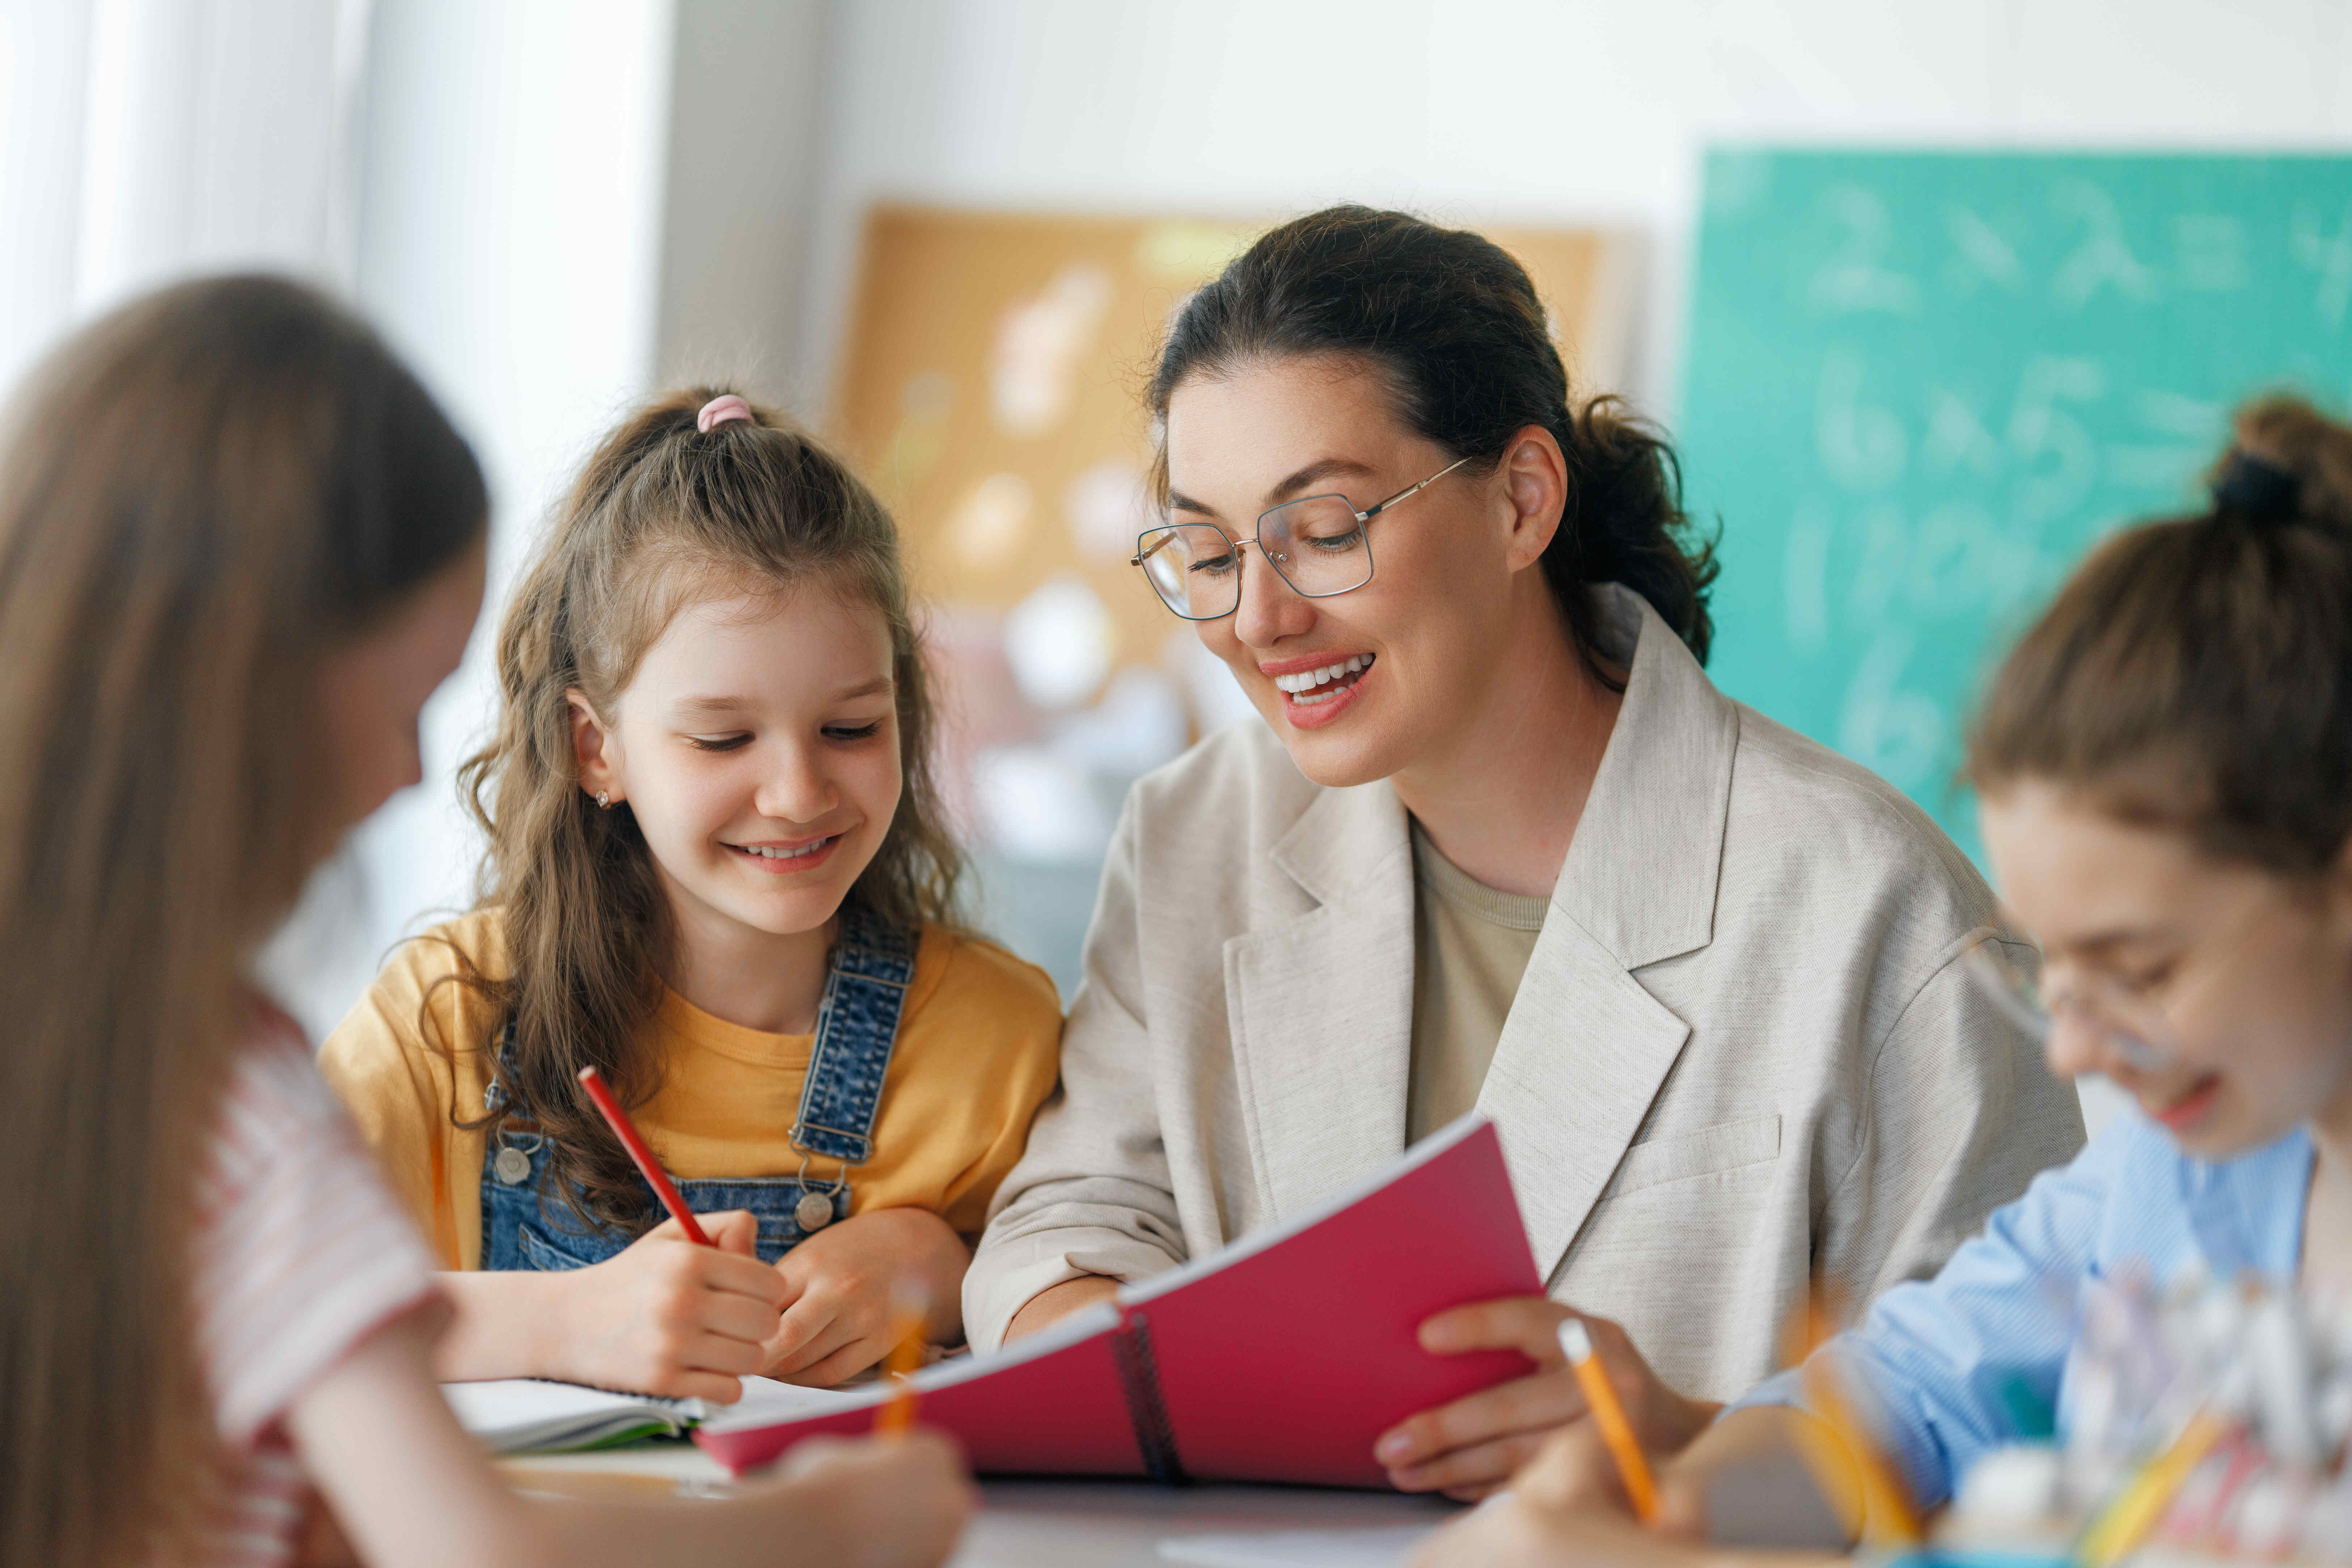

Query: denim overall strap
[
  {"left": 790, "top": 905, "right": 916, "bottom": 1166},
  {"left": 478, "top": 1019, "right": 854, "bottom": 1268},
  {"left": 477, "top": 1018, "right": 626, "bottom": 1271}
]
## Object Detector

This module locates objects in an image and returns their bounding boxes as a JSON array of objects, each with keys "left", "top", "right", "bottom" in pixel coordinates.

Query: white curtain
[
  {"left": 0, "top": 0, "right": 373, "bottom": 392},
  {"left": 1, "top": 0, "right": 678, "bottom": 1044}
]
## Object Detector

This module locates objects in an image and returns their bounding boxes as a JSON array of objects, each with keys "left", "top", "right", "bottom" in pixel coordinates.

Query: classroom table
[{"left": 501, "top": 1444, "right": 1462, "bottom": 1566}]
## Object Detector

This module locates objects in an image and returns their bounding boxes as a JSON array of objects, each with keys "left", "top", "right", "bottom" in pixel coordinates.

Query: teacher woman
[{"left": 964, "top": 207, "right": 2083, "bottom": 1498}]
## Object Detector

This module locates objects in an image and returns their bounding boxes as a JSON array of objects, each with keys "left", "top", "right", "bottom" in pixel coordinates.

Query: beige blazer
[{"left": 966, "top": 587, "right": 2085, "bottom": 1399}]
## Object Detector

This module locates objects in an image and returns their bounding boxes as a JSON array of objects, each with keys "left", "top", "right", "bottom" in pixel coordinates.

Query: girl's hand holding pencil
[
  {"left": 534, "top": 1210, "right": 790, "bottom": 1403},
  {"left": 554, "top": 1066, "right": 797, "bottom": 1402}
]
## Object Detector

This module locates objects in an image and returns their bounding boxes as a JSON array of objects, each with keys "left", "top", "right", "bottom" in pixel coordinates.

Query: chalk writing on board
[
  {"left": 2294, "top": 205, "right": 2352, "bottom": 329},
  {"left": 1685, "top": 152, "right": 2352, "bottom": 858}
]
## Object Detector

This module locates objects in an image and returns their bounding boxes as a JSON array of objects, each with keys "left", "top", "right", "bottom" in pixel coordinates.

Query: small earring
[{"left": 595, "top": 790, "right": 611, "bottom": 810}]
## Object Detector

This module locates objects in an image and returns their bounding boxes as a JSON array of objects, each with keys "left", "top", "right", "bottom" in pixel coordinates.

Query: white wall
[
  {"left": 654, "top": 0, "right": 827, "bottom": 400},
  {"left": 800, "top": 0, "right": 2352, "bottom": 418},
  {"left": 0, "top": 0, "right": 364, "bottom": 396},
  {"left": 263, "top": 0, "right": 678, "bottom": 1040}
]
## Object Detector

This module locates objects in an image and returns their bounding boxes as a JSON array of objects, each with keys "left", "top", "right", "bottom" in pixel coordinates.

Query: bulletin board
[
  {"left": 1680, "top": 150, "right": 2352, "bottom": 863},
  {"left": 829, "top": 205, "right": 1641, "bottom": 701}
]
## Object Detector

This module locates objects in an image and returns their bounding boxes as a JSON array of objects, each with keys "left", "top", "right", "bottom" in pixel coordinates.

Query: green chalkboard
[{"left": 1681, "top": 150, "right": 2352, "bottom": 861}]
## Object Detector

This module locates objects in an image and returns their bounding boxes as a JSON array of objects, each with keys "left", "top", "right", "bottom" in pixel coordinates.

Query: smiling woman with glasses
[{"left": 965, "top": 205, "right": 2086, "bottom": 1501}]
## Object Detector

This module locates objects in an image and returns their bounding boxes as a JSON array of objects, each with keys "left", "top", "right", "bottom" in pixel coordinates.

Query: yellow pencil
[
  {"left": 1789, "top": 1297, "right": 1924, "bottom": 1549},
  {"left": 873, "top": 1279, "right": 929, "bottom": 1439},
  {"left": 1557, "top": 1317, "right": 1661, "bottom": 1525},
  {"left": 1798, "top": 1355, "right": 1925, "bottom": 1547},
  {"left": 2076, "top": 1409, "right": 2228, "bottom": 1568}
]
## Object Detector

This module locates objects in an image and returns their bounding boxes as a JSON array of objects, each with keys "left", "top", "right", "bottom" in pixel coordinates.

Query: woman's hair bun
[{"left": 2210, "top": 447, "right": 2300, "bottom": 524}]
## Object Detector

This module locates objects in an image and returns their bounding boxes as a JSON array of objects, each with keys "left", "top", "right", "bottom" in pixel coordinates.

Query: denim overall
[{"left": 479, "top": 908, "right": 917, "bottom": 1269}]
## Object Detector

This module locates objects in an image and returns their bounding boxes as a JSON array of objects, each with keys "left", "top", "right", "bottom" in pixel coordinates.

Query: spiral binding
[{"left": 1111, "top": 1308, "right": 1188, "bottom": 1485}]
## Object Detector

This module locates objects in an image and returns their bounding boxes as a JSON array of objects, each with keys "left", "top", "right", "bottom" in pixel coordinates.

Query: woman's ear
[
  {"left": 1500, "top": 426, "right": 1569, "bottom": 573},
  {"left": 567, "top": 690, "right": 623, "bottom": 807}
]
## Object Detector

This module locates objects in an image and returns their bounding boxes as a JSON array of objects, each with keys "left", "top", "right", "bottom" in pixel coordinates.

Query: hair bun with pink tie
[{"left": 696, "top": 393, "right": 754, "bottom": 434}]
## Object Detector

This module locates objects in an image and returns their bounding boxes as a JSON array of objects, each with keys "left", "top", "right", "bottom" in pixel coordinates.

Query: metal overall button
[
  {"left": 795, "top": 1190, "right": 834, "bottom": 1232},
  {"left": 491, "top": 1126, "right": 545, "bottom": 1187}
]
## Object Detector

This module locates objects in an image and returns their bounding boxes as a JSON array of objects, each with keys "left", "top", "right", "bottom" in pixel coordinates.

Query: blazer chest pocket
[{"left": 1598, "top": 1113, "right": 1782, "bottom": 1203}]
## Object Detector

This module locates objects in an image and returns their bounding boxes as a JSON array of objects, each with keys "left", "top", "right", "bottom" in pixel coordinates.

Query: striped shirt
[
  {"left": 182, "top": 1001, "right": 439, "bottom": 1567},
  {"left": 1735, "top": 1109, "right": 2311, "bottom": 1508}
]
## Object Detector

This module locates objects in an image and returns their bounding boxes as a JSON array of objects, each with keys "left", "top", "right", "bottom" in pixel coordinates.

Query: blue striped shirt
[{"left": 1734, "top": 1110, "right": 2312, "bottom": 1507}]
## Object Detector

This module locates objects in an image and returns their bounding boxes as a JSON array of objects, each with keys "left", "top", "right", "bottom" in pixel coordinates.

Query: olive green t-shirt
[{"left": 1406, "top": 820, "right": 1553, "bottom": 1145}]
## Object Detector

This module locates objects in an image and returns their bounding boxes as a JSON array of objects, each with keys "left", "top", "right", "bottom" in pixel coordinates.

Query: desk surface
[{"left": 501, "top": 1445, "right": 1459, "bottom": 1566}]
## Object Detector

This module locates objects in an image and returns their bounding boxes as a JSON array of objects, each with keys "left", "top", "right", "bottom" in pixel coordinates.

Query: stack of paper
[{"left": 446, "top": 1375, "right": 868, "bottom": 1455}]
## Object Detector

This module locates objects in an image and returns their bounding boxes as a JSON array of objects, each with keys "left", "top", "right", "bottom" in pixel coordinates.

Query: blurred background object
[{"left": 5, "top": 0, "right": 2350, "bottom": 1141}]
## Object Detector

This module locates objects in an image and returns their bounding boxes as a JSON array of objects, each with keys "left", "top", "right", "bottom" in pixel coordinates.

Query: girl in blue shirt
[{"left": 1420, "top": 394, "right": 2352, "bottom": 1564}]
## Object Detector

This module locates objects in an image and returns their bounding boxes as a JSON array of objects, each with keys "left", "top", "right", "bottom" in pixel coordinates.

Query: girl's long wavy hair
[
  {"left": 453, "top": 390, "right": 961, "bottom": 1234},
  {"left": 0, "top": 277, "right": 485, "bottom": 1566}
]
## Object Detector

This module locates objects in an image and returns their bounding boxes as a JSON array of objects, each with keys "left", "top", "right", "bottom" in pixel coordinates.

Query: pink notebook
[{"left": 695, "top": 1114, "right": 1540, "bottom": 1487}]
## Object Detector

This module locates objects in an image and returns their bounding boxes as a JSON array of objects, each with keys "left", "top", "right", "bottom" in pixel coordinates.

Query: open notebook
[
  {"left": 697, "top": 1113, "right": 1541, "bottom": 1487},
  {"left": 444, "top": 1376, "right": 867, "bottom": 1454}
]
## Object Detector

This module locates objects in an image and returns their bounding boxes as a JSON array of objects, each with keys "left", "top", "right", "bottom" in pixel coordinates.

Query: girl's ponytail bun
[
  {"left": 2222, "top": 395, "right": 2352, "bottom": 534},
  {"left": 1970, "top": 393, "right": 2352, "bottom": 875}
]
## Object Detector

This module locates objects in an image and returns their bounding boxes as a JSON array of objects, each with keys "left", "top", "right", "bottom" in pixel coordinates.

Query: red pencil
[{"left": 577, "top": 1065, "right": 712, "bottom": 1247}]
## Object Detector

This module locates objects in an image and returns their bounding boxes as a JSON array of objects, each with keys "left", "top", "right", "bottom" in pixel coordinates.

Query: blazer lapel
[
  {"left": 1479, "top": 587, "right": 1740, "bottom": 1281},
  {"left": 1481, "top": 924, "right": 1692, "bottom": 1282},
  {"left": 1223, "top": 779, "right": 1417, "bottom": 1223}
]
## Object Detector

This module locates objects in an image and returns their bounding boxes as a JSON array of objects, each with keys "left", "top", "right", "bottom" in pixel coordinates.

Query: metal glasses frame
[{"left": 1130, "top": 456, "right": 1472, "bottom": 621}]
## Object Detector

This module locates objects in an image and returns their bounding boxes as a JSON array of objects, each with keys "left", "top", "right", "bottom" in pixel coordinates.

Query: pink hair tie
[{"left": 697, "top": 394, "right": 754, "bottom": 434}]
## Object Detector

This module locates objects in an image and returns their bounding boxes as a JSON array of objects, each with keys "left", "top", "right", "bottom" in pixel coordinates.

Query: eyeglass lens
[
  {"left": 1134, "top": 496, "right": 1373, "bottom": 620},
  {"left": 1961, "top": 939, "right": 2174, "bottom": 1072}
]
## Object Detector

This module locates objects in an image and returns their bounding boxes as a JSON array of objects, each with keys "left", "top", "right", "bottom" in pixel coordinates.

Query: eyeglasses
[
  {"left": 1962, "top": 933, "right": 2176, "bottom": 1072},
  {"left": 1961, "top": 897, "right": 2278, "bottom": 1076},
  {"left": 1130, "top": 457, "right": 1471, "bottom": 622}
]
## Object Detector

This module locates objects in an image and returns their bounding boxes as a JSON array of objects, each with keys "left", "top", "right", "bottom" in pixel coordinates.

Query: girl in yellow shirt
[{"left": 321, "top": 390, "right": 1061, "bottom": 1400}]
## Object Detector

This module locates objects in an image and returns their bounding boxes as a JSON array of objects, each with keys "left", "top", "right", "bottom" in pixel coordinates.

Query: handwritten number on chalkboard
[
  {"left": 2050, "top": 182, "right": 2159, "bottom": 308},
  {"left": 1945, "top": 207, "right": 2026, "bottom": 294},
  {"left": 1923, "top": 389, "right": 2003, "bottom": 478},
  {"left": 1815, "top": 348, "right": 1906, "bottom": 490},
  {"left": 2292, "top": 205, "right": 2352, "bottom": 330},
  {"left": 1838, "top": 628, "right": 1942, "bottom": 790},
  {"left": 1810, "top": 187, "right": 1920, "bottom": 315},
  {"left": 2108, "top": 390, "right": 2225, "bottom": 490},
  {"left": 2171, "top": 215, "right": 2250, "bottom": 292},
  {"left": 2008, "top": 357, "right": 2105, "bottom": 522}
]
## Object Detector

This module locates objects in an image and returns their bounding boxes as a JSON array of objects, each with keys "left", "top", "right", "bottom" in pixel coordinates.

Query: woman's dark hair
[
  {"left": 1968, "top": 393, "right": 2352, "bottom": 875},
  {"left": 1147, "top": 204, "right": 1717, "bottom": 683}
]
